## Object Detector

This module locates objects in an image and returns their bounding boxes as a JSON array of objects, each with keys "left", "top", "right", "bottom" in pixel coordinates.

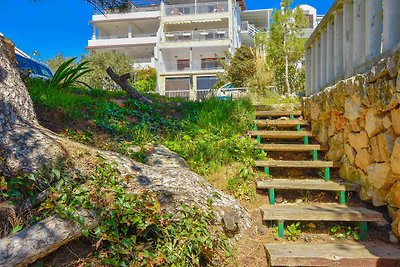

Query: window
[
  {"left": 197, "top": 76, "right": 218, "bottom": 90},
  {"left": 37, "top": 64, "right": 53, "bottom": 78},
  {"left": 201, "top": 58, "right": 222, "bottom": 70},
  {"left": 165, "top": 77, "right": 190, "bottom": 91},
  {"left": 177, "top": 59, "right": 190, "bottom": 71},
  {"left": 15, "top": 54, "right": 32, "bottom": 71},
  {"left": 307, "top": 14, "right": 314, "bottom": 28}
]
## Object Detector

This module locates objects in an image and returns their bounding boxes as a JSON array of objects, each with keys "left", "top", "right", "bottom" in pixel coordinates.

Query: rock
[
  {"left": 368, "top": 59, "right": 388, "bottom": 82},
  {"left": 344, "top": 144, "right": 356, "bottom": 165},
  {"left": 128, "top": 145, "right": 142, "bottom": 153},
  {"left": 387, "top": 52, "right": 400, "bottom": 78},
  {"left": 370, "top": 136, "right": 385, "bottom": 163},
  {"left": 349, "top": 119, "right": 363, "bottom": 132},
  {"left": 339, "top": 156, "right": 362, "bottom": 182},
  {"left": 386, "top": 181, "right": 400, "bottom": 208},
  {"left": 376, "top": 128, "right": 395, "bottom": 162},
  {"left": 295, "top": 199, "right": 303, "bottom": 204},
  {"left": 326, "top": 133, "right": 344, "bottom": 161},
  {"left": 392, "top": 217, "right": 400, "bottom": 237},
  {"left": 275, "top": 196, "right": 283, "bottom": 203},
  {"left": 304, "top": 236, "right": 312, "bottom": 242},
  {"left": 314, "top": 120, "right": 329, "bottom": 145},
  {"left": 310, "top": 101, "right": 321, "bottom": 120},
  {"left": 344, "top": 97, "right": 365, "bottom": 121},
  {"left": 391, "top": 108, "right": 400, "bottom": 135},
  {"left": 365, "top": 109, "right": 384, "bottom": 137},
  {"left": 366, "top": 163, "right": 394, "bottom": 190},
  {"left": 355, "top": 148, "right": 371, "bottom": 172},
  {"left": 391, "top": 137, "right": 400, "bottom": 175},
  {"left": 222, "top": 207, "right": 240, "bottom": 233},
  {"left": 383, "top": 114, "right": 393, "bottom": 129},
  {"left": 389, "top": 230, "right": 399, "bottom": 244},
  {"left": 388, "top": 205, "right": 399, "bottom": 219},
  {"left": 348, "top": 130, "right": 369, "bottom": 152},
  {"left": 371, "top": 189, "right": 390, "bottom": 206},
  {"left": 256, "top": 220, "right": 268, "bottom": 235}
]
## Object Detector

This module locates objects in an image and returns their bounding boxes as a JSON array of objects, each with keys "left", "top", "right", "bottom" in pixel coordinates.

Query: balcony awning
[{"left": 164, "top": 19, "right": 222, "bottom": 25}]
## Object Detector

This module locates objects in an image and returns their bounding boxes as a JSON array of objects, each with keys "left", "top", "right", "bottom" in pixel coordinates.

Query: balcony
[
  {"left": 88, "top": 33, "right": 158, "bottom": 48},
  {"left": 163, "top": 59, "right": 224, "bottom": 73},
  {"left": 163, "top": 29, "right": 229, "bottom": 43},
  {"left": 98, "top": 3, "right": 160, "bottom": 15},
  {"left": 165, "top": 1, "right": 228, "bottom": 16}
]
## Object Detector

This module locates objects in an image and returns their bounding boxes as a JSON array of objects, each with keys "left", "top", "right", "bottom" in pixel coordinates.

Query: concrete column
[
  {"left": 334, "top": 10, "right": 344, "bottom": 80},
  {"left": 320, "top": 30, "right": 328, "bottom": 89},
  {"left": 327, "top": 19, "right": 335, "bottom": 84},
  {"left": 92, "top": 25, "right": 97, "bottom": 40},
  {"left": 353, "top": 0, "right": 366, "bottom": 68},
  {"left": 128, "top": 25, "right": 132, "bottom": 38},
  {"left": 316, "top": 38, "right": 322, "bottom": 92},
  {"left": 305, "top": 47, "right": 312, "bottom": 96},
  {"left": 383, "top": 0, "right": 400, "bottom": 53},
  {"left": 311, "top": 42, "right": 316, "bottom": 94},
  {"left": 365, "top": 0, "right": 383, "bottom": 61},
  {"left": 343, "top": 0, "right": 354, "bottom": 77},
  {"left": 313, "top": 42, "right": 317, "bottom": 93}
]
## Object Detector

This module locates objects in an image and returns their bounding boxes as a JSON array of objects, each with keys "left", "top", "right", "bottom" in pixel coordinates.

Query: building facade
[
  {"left": 87, "top": 0, "right": 271, "bottom": 100},
  {"left": 87, "top": 1, "right": 322, "bottom": 100}
]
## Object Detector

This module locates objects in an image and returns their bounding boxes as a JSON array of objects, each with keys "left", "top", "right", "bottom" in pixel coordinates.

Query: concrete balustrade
[{"left": 305, "top": 0, "right": 400, "bottom": 96}]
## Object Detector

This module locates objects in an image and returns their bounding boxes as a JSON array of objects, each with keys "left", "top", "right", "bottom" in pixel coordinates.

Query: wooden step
[
  {"left": 250, "top": 130, "right": 313, "bottom": 139},
  {"left": 256, "top": 144, "right": 328, "bottom": 152},
  {"left": 265, "top": 241, "right": 400, "bottom": 267},
  {"left": 256, "top": 160, "right": 340, "bottom": 168},
  {"left": 256, "top": 110, "right": 302, "bottom": 118},
  {"left": 257, "top": 179, "right": 360, "bottom": 191},
  {"left": 255, "top": 119, "right": 309, "bottom": 128},
  {"left": 260, "top": 203, "right": 385, "bottom": 222}
]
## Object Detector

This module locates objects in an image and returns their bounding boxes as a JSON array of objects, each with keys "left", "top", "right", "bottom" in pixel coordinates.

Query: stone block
[
  {"left": 387, "top": 52, "right": 400, "bottom": 78},
  {"left": 391, "top": 108, "right": 400, "bottom": 135},
  {"left": 387, "top": 181, "right": 400, "bottom": 208},
  {"left": 383, "top": 114, "right": 393, "bottom": 129},
  {"left": 365, "top": 109, "right": 384, "bottom": 137},
  {"left": 326, "top": 133, "right": 344, "bottom": 161},
  {"left": 344, "top": 144, "right": 356, "bottom": 165},
  {"left": 349, "top": 119, "right": 363, "bottom": 132},
  {"left": 376, "top": 128, "right": 396, "bottom": 162},
  {"left": 355, "top": 148, "right": 371, "bottom": 172},
  {"left": 391, "top": 137, "right": 400, "bottom": 175},
  {"left": 344, "top": 97, "right": 365, "bottom": 121},
  {"left": 310, "top": 101, "right": 321, "bottom": 121},
  {"left": 348, "top": 130, "right": 369, "bottom": 152},
  {"left": 366, "top": 162, "right": 394, "bottom": 190},
  {"left": 339, "top": 155, "right": 362, "bottom": 182},
  {"left": 368, "top": 59, "right": 388, "bottom": 83}
]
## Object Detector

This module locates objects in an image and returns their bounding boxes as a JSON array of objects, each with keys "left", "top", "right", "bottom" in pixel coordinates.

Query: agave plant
[{"left": 48, "top": 57, "right": 93, "bottom": 90}]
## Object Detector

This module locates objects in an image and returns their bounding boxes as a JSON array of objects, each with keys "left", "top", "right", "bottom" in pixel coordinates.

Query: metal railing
[
  {"left": 101, "top": 3, "right": 160, "bottom": 14},
  {"left": 163, "top": 29, "right": 229, "bottom": 42},
  {"left": 96, "top": 32, "right": 157, "bottom": 40},
  {"left": 165, "top": 1, "right": 228, "bottom": 16},
  {"left": 163, "top": 59, "right": 224, "bottom": 72},
  {"left": 165, "top": 90, "right": 190, "bottom": 99},
  {"left": 305, "top": 0, "right": 400, "bottom": 96},
  {"left": 241, "top": 21, "right": 258, "bottom": 37}
]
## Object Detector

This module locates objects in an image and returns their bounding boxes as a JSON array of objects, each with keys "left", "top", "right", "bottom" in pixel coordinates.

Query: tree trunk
[
  {"left": 106, "top": 67, "right": 152, "bottom": 104},
  {"left": 0, "top": 35, "right": 251, "bottom": 264},
  {"left": 0, "top": 36, "right": 67, "bottom": 176}
]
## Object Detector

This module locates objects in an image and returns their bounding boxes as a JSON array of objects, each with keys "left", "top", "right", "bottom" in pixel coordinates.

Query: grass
[
  {"left": 26, "top": 78, "right": 258, "bottom": 189},
  {"left": 249, "top": 90, "right": 301, "bottom": 106}
]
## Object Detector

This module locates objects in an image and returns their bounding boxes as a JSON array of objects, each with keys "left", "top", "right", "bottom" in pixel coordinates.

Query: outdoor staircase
[{"left": 251, "top": 105, "right": 400, "bottom": 267}]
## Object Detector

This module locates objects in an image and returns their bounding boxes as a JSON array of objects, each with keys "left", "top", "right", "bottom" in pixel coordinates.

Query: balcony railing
[
  {"left": 163, "top": 29, "right": 229, "bottom": 42},
  {"left": 241, "top": 21, "right": 258, "bottom": 37},
  {"left": 100, "top": 3, "right": 160, "bottom": 14},
  {"left": 165, "top": 1, "right": 228, "bottom": 16},
  {"left": 163, "top": 59, "right": 224, "bottom": 72},
  {"left": 305, "top": 0, "right": 400, "bottom": 96},
  {"left": 96, "top": 33, "right": 157, "bottom": 40}
]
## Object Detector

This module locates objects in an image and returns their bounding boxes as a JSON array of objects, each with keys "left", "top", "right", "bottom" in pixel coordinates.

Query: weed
[
  {"left": 330, "top": 225, "right": 360, "bottom": 240},
  {"left": 43, "top": 161, "right": 231, "bottom": 266},
  {"left": 285, "top": 222, "right": 301, "bottom": 241}
]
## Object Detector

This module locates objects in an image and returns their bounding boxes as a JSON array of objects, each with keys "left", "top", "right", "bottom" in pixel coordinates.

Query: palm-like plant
[{"left": 48, "top": 57, "right": 93, "bottom": 90}]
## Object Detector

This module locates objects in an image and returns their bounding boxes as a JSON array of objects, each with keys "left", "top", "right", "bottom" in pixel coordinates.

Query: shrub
[
  {"left": 81, "top": 50, "right": 134, "bottom": 90},
  {"left": 133, "top": 67, "right": 157, "bottom": 93}
]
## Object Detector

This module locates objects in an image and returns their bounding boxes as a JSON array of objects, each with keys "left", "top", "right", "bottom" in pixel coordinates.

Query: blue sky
[{"left": 0, "top": 0, "right": 334, "bottom": 61}]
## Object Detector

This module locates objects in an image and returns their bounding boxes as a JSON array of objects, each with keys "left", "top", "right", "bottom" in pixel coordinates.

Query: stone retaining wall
[{"left": 303, "top": 51, "right": 400, "bottom": 238}]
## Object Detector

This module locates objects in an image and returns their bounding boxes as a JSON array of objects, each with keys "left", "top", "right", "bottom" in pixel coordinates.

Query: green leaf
[{"left": 11, "top": 225, "right": 23, "bottom": 234}]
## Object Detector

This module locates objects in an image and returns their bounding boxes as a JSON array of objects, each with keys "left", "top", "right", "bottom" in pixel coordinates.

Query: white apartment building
[
  {"left": 87, "top": 1, "right": 322, "bottom": 100},
  {"left": 87, "top": 0, "right": 272, "bottom": 100}
]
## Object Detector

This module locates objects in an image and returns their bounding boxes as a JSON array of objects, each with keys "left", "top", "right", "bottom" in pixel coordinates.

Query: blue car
[{"left": 15, "top": 48, "right": 53, "bottom": 80}]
